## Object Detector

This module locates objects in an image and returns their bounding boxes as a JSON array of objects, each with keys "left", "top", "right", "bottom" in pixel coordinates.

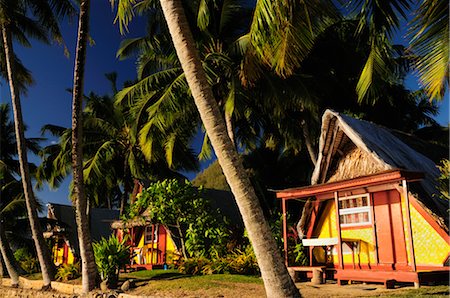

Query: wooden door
[{"left": 373, "top": 190, "right": 408, "bottom": 269}]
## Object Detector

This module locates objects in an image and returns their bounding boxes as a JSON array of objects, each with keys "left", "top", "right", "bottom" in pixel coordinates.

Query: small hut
[
  {"left": 276, "top": 110, "right": 449, "bottom": 287},
  {"left": 45, "top": 203, "right": 119, "bottom": 265},
  {"left": 111, "top": 212, "right": 180, "bottom": 270}
]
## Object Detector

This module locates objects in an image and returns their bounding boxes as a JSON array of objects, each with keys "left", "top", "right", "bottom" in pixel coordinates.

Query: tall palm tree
[
  {"left": 70, "top": 0, "right": 97, "bottom": 292},
  {"left": 114, "top": 0, "right": 300, "bottom": 296},
  {"left": 0, "top": 1, "right": 75, "bottom": 287},
  {"left": 38, "top": 74, "right": 199, "bottom": 213},
  {"left": 0, "top": 103, "right": 32, "bottom": 287}
]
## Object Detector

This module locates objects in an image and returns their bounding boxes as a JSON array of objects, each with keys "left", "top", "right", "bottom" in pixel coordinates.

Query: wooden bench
[{"left": 288, "top": 266, "right": 326, "bottom": 283}]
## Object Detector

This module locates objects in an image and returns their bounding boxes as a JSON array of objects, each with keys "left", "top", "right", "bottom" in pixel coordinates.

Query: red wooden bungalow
[{"left": 276, "top": 110, "right": 449, "bottom": 287}]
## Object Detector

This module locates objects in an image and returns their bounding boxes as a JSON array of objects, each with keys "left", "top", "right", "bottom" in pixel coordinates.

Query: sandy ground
[{"left": 128, "top": 280, "right": 448, "bottom": 298}]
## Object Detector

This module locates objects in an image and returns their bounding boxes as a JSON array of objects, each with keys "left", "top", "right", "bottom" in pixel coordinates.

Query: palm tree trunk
[
  {"left": 159, "top": 1, "right": 300, "bottom": 296},
  {"left": 224, "top": 112, "right": 235, "bottom": 148},
  {"left": 0, "top": 219, "right": 20, "bottom": 287},
  {"left": 71, "top": 0, "right": 97, "bottom": 292},
  {"left": 1, "top": 24, "right": 56, "bottom": 288}
]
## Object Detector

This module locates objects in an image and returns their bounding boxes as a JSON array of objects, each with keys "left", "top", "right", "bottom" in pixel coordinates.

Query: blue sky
[{"left": 0, "top": 3, "right": 448, "bottom": 207}]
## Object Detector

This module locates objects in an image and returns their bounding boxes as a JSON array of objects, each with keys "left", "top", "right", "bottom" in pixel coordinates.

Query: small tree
[{"left": 125, "top": 179, "right": 229, "bottom": 259}]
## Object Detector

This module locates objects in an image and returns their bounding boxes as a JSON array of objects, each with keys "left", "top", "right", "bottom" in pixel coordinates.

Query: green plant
[
  {"left": 178, "top": 257, "right": 211, "bottom": 275},
  {"left": 55, "top": 262, "right": 81, "bottom": 281},
  {"left": 293, "top": 243, "right": 308, "bottom": 265},
  {"left": 180, "top": 245, "right": 260, "bottom": 276},
  {"left": 93, "top": 236, "right": 130, "bottom": 288},
  {"left": 436, "top": 159, "right": 450, "bottom": 201},
  {"left": 14, "top": 247, "right": 40, "bottom": 274}
]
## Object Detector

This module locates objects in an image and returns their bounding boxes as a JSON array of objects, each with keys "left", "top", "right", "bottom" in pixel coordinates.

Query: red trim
[
  {"left": 409, "top": 195, "right": 450, "bottom": 243},
  {"left": 282, "top": 198, "right": 288, "bottom": 266},
  {"left": 276, "top": 170, "right": 423, "bottom": 200}
]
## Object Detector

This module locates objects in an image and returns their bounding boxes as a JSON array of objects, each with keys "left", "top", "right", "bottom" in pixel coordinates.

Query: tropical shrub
[
  {"left": 179, "top": 245, "right": 259, "bottom": 276},
  {"left": 177, "top": 256, "right": 211, "bottom": 275},
  {"left": 14, "top": 247, "right": 40, "bottom": 274},
  {"left": 55, "top": 262, "right": 81, "bottom": 281},
  {"left": 93, "top": 236, "right": 130, "bottom": 288},
  {"left": 124, "top": 179, "right": 230, "bottom": 259}
]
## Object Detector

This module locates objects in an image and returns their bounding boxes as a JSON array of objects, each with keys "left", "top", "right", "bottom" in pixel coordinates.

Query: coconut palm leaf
[{"left": 409, "top": 0, "right": 448, "bottom": 100}]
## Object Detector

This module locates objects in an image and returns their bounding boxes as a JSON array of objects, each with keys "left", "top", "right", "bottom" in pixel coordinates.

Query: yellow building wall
[
  {"left": 401, "top": 196, "right": 450, "bottom": 266},
  {"left": 133, "top": 228, "right": 179, "bottom": 265},
  {"left": 52, "top": 242, "right": 75, "bottom": 265},
  {"left": 313, "top": 195, "right": 450, "bottom": 267},
  {"left": 313, "top": 201, "right": 376, "bottom": 265}
]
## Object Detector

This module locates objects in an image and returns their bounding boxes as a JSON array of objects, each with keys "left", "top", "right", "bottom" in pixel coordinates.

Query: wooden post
[
  {"left": 369, "top": 194, "right": 378, "bottom": 266},
  {"left": 150, "top": 224, "right": 155, "bottom": 265},
  {"left": 402, "top": 180, "right": 417, "bottom": 272},
  {"left": 282, "top": 198, "right": 288, "bottom": 266},
  {"left": 334, "top": 192, "right": 344, "bottom": 269}
]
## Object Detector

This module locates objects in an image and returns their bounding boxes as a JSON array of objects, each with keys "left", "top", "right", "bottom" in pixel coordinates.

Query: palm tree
[
  {"left": 114, "top": 0, "right": 300, "bottom": 296},
  {"left": 38, "top": 74, "right": 199, "bottom": 213},
  {"left": 409, "top": 0, "right": 448, "bottom": 100},
  {"left": 70, "top": 0, "right": 97, "bottom": 292},
  {"left": 0, "top": 1, "right": 75, "bottom": 287},
  {"left": 0, "top": 103, "right": 30, "bottom": 287}
]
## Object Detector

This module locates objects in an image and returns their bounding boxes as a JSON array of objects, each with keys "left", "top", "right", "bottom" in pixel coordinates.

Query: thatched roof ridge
[{"left": 312, "top": 110, "right": 447, "bottom": 223}]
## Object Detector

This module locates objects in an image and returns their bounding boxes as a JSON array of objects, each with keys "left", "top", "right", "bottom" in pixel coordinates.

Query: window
[
  {"left": 144, "top": 224, "right": 158, "bottom": 243},
  {"left": 338, "top": 194, "right": 371, "bottom": 227}
]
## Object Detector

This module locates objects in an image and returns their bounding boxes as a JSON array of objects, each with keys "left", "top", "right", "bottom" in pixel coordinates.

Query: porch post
[
  {"left": 150, "top": 224, "right": 155, "bottom": 265},
  {"left": 402, "top": 180, "right": 417, "bottom": 272},
  {"left": 282, "top": 197, "right": 288, "bottom": 266},
  {"left": 334, "top": 192, "right": 344, "bottom": 269},
  {"left": 369, "top": 194, "right": 379, "bottom": 266}
]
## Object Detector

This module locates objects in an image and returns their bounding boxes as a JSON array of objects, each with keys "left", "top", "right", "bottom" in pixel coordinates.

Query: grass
[{"left": 120, "top": 269, "right": 263, "bottom": 292}]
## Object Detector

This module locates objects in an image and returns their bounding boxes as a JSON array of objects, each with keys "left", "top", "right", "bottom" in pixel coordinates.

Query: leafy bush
[
  {"left": 93, "top": 236, "right": 130, "bottom": 288},
  {"left": 55, "top": 262, "right": 81, "bottom": 281},
  {"left": 179, "top": 246, "right": 259, "bottom": 276},
  {"left": 178, "top": 256, "right": 211, "bottom": 275},
  {"left": 14, "top": 247, "right": 40, "bottom": 274}
]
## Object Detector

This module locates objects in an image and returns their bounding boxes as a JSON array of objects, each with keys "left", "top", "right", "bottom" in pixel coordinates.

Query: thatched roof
[{"left": 312, "top": 110, "right": 448, "bottom": 227}]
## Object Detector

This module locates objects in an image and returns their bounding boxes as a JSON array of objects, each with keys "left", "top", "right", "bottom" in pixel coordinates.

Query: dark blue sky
[{"left": 0, "top": 2, "right": 448, "bottom": 207}]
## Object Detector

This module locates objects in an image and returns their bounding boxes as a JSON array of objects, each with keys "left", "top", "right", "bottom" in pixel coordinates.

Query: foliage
[
  {"left": 124, "top": 179, "right": 230, "bottom": 259},
  {"left": 293, "top": 243, "right": 308, "bottom": 265},
  {"left": 177, "top": 256, "right": 211, "bottom": 275},
  {"left": 93, "top": 236, "right": 130, "bottom": 288},
  {"left": 55, "top": 262, "right": 81, "bottom": 281},
  {"left": 178, "top": 245, "right": 259, "bottom": 276},
  {"left": 436, "top": 159, "right": 450, "bottom": 201},
  {"left": 13, "top": 247, "right": 40, "bottom": 274}
]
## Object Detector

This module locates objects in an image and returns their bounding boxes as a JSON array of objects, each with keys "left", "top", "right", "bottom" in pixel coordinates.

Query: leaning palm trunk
[
  {"left": 1, "top": 24, "right": 56, "bottom": 288},
  {"left": 71, "top": 0, "right": 97, "bottom": 292},
  {"left": 159, "top": 1, "right": 300, "bottom": 297},
  {"left": 0, "top": 219, "right": 20, "bottom": 287}
]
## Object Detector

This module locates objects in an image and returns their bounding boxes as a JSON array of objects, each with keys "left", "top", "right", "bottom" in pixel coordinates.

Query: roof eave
[{"left": 275, "top": 169, "right": 424, "bottom": 200}]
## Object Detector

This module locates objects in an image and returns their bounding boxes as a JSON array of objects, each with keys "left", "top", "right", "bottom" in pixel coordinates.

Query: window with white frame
[
  {"left": 144, "top": 224, "right": 158, "bottom": 243},
  {"left": 338, "top": 194, "right": 371, "bottom": 227}
]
